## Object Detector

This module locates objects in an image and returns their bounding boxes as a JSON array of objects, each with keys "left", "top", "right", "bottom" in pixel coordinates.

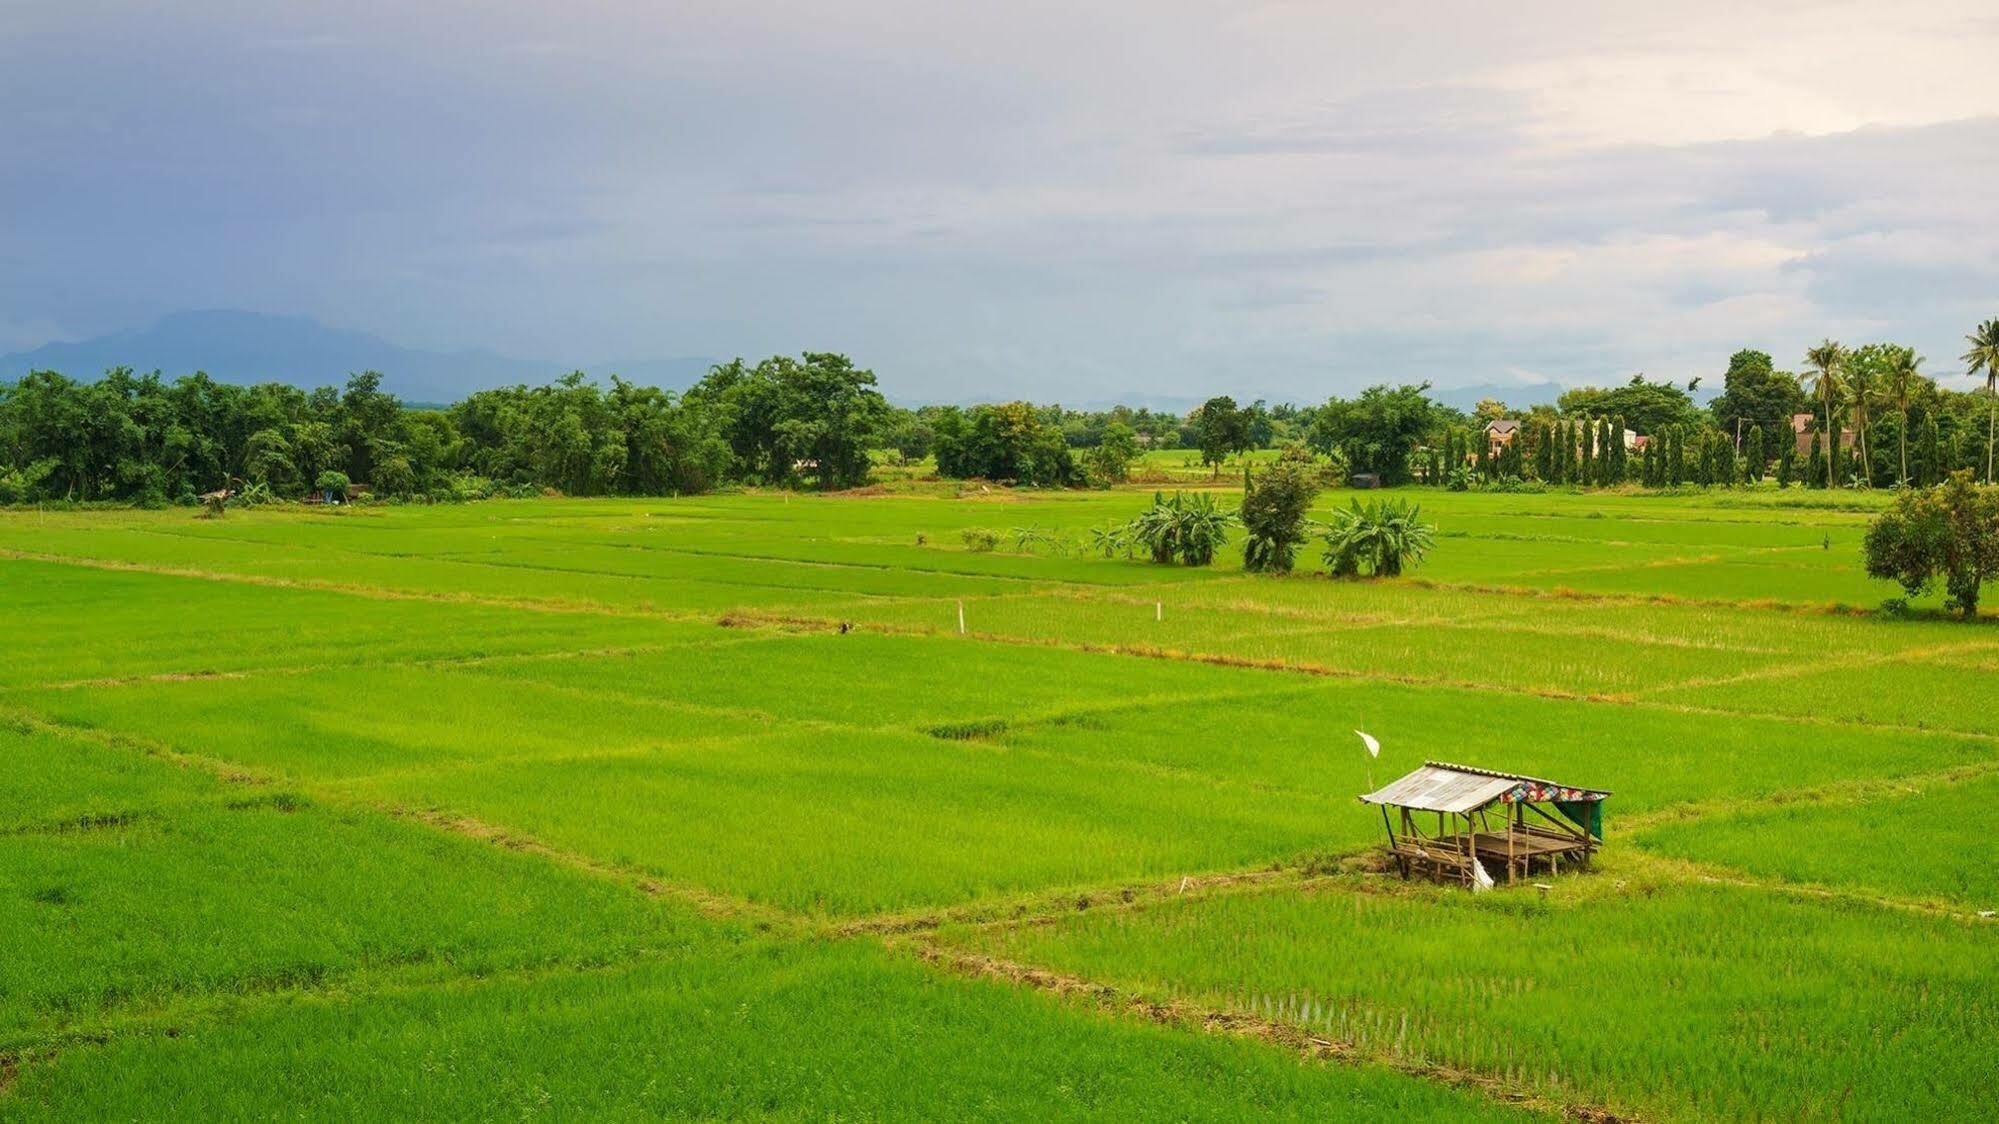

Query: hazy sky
[{"left": 4, "top": 1, "right": 1997, "bottom": 401}]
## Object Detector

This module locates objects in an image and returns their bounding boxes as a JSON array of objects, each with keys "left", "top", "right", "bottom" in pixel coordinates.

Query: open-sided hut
[{"left": 1360, "top": 762, "right": 1609, "bottom": 888}]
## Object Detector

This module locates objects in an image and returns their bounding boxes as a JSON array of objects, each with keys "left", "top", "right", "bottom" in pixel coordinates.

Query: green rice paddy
[{"left": 1, "top": 485, "right": 1993, "bottom": 1119}]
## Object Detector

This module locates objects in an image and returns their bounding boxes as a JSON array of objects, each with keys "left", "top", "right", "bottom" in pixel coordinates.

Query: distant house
[
  {"left": 1483, "top": 419, "right": 1520, "bottom": 453},
  {"left": 1791, "top": 413, "right": 1855, "bottom": 458},
  {"left": 1620, "top": 428, "right": 1640, "bottom": 451}
]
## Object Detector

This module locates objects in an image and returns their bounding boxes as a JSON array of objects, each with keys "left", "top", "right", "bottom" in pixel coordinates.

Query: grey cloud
[{"left": 3, "top": 1, "right": 1996, "bottom": 399}]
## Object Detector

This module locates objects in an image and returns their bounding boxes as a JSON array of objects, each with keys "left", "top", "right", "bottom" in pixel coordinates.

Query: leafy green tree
[
  {"left": 1864, "top": 471, "right": 1999, "bottom": 617},
  {"left": 1709, "top": 350, "right": 1805, "bottom": 448},
  {"left": 883, "top": 410, "right": 935, "bottom": 466},
  {"left": 1964, "top": 318, "right": 1999, "bottom": 484},
  {"left": 1083, "top": 422, "right": 1140, "bottom": 484},
  {"left": 1241, "top": 445, "right": 1320, "bottom": 573},
  {"left": 931, "top": 401, "right": 1076, "bottom": 487},
  {"left": 1308, "top": 384, "right": 1441, "bottom": 485},
  {"left": 1194, "top": 396, "right": 1251, "bottom": 477},
  {"left": 690, "top": 353, "right": 888, "bottom": 490},
  {"left": 606, "top": 377, "right": 731, "bottom": 494},
  {"left": 1918, "top": 414, "right": 1943, "bottom": 487},
  {"left": 1559, "top": 376, "right": 1703, "bottom": 436}
]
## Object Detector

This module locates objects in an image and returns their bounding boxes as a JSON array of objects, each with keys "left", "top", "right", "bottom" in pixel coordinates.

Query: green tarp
[{"left": 1554, "top": 800, "right": 1604, "bottom": 840}]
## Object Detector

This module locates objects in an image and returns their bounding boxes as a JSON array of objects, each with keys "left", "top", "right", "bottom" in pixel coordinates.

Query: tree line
[
  {"left": 1427, "top": 324, "right": 1999, "bottom": 492},
  {"left": 3, "top": 319, "right": 1995, "bottom": 504},
  {"left": 0, "top": 355, "right": 894, "bottom": 504}
]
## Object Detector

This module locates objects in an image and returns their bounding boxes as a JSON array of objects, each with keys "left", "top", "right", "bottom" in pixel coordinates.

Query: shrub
[
  {"left": 1318, "top": 498, "right": 1436, "bottom": 578},
  {"left": 1129, "top": 491, "right": 1237, "bottom": 566},
  {"left": 0, "top": 457, "right": 59, "bottom": 504},
  {"left": 960, "top": 527, "right": 1000, "bottom": 553},
  {"left": 1863, "top": 471, "right": 1999, "bottom": 618},
  {"left": 1090, "top": 522, "right": 1135, "bottom": 559},
  {"left": 1240, "top": 446, "right": 1321, "bottom": 574}
]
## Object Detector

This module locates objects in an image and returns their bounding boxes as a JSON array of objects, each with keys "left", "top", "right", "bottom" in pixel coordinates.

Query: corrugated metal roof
[
  {"left": 1360, "top": 761, "right": 1609, "bottom": 813},
  {"left": 1425, "top": 761, "right": 1610, "bottom": 797},
  {"left": 1360, "top": 765, "right": 1518, "bottom": 814}
]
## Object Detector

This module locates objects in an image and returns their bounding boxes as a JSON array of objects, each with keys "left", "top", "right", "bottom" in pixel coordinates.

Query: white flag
[{"left": 1354, "top": 730, "right": 1381, "bottom": 758}]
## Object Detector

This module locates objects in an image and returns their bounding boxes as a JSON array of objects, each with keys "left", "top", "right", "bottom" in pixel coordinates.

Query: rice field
[{"left": 1, "top": 484, "right": 1994, "bottom": 1119}]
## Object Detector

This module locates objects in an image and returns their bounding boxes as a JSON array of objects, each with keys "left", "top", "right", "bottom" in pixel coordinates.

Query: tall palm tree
[
  {"left": 1844, "top": 360, "right": 1876, "bottom": 486},
  {"left": 1877, "top": 345, "right": 1923, "bottom": 486},
  {"left": 1802, "top": 339, "right": 1848, "bottom": 488},
  {"left": 1965, "top": 319, "right": 1999, "bottom": 484}
]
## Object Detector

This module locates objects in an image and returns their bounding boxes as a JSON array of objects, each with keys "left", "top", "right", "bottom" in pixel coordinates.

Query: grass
[
  {"left": 0, "top": 942, "right": 1534, "bottom": 1122},
  {"left": 0, "top": 723, "right": 220, "bottom": 832},
  {"left": 1636, "top": 769, "right": 1999, "bottom": 907},
  {"left": 11, "top": 662, "right": 791, "bottom": 782},
  {"left": 0, "top": 481, "right": 1992, "bottom": 1117},
  {"left": 0, "top": 798, "right": 732, "bottom": 1046},
  {"left": 938, "top": 879, "right": 1999, "bottom": 1122},
  {"left": 338, "top": 725, "right": 1347, "bottom": 916}
]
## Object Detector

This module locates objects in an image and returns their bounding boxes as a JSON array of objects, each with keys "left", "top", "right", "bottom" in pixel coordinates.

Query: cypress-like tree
[
  {"left": 1717, "top": 432, "right": 1737, "bottom": 487},
  {"left": 1666, "top": 427, "right": 1684, "bottom": 485},
  {"left": 1918, "top": 414, "right": 1942, "bottom": 487},
  {"left": 1610, "top": 416, "right": 1628, "bottom": 483},
  {"left": 1807, "top": 431, "right": 1826, "bottom": 489},
  {"left": 1746, "top": 425, "right": 1765, "bottom": 483},
  {"left": 1642, "top": 438, "right": 1657, "bottom": 487}
]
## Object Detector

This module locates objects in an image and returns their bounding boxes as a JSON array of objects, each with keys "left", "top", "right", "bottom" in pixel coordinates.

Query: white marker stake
[
  {"left": 957, "top": 601, "right": 966, "bottom": 635},
  {"left": 1156, "top": 601, "right": 1162, "bottom": 622}
]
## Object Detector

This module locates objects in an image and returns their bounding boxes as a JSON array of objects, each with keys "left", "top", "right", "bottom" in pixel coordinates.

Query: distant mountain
[
  {"left": 0, "top": 310, "right": 716, "bottom": 402},
  {"left": 580, "top": 357, "right": 720, "bottom": 388},
  {"left": 1434, "top": 378, "right": 1720, "bottom": 414},
  {"left": 1432, "top": 381, "right": 1570, "bottom": 413}
]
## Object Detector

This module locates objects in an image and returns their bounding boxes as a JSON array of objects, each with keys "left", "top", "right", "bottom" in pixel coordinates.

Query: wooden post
[{"left": 1507, "top": 801, "right": 1517, "bottom": 885}]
